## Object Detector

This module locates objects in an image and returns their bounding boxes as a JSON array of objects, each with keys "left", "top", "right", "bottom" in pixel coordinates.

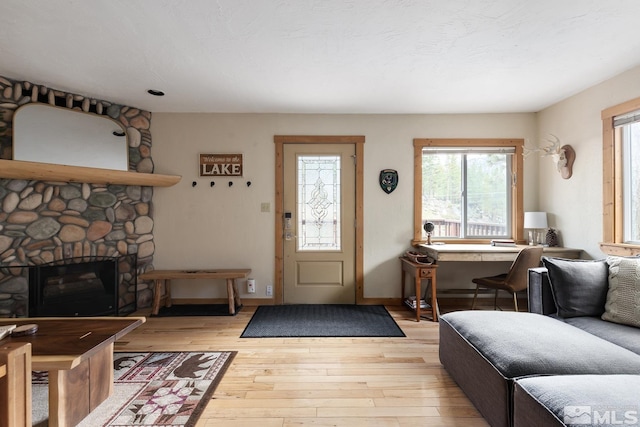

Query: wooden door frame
[{"left": 274, "top": 135, "right": 365, "bottom": 305}]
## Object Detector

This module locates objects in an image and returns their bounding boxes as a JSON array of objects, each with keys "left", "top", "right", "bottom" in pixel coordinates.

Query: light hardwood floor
[{"left": 115, "top": 305, "right": 489, "bottom": 427}]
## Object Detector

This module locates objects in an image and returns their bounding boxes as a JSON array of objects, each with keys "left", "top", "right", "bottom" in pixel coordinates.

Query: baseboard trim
[
  {"left": 171, "top": 297, "right": 274, "bottom": 306},
  {"left": 170, "top": 294, "right": 526, "bottom": 309}
]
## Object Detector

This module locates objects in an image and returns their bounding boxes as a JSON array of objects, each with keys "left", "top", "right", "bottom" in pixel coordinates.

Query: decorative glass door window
[{"left": 297, "top": 154, "right": 341, "bottom": 251}]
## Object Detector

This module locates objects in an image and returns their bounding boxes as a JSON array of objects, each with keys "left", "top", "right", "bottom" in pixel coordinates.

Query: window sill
[
  {"left": 599, "top": 242, "right": 640, "bottom": 257},
  {"left": 412, "top": 238, "right": 526, "bottom": 246}
]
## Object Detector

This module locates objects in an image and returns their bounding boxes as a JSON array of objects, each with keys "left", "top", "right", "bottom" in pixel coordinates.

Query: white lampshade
[{"left": 524, "top": 211, "right": 548, "bottom": 229}]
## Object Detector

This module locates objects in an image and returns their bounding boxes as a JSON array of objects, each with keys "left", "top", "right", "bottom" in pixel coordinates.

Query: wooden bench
[
  {"left": 139, "top": 269, "right": 252, "bottom": 315},
  {"left": 0, "top": 341, "right": 32, "bottom": 427}
]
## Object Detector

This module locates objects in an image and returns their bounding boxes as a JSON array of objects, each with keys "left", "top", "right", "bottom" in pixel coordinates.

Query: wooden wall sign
[{"left": 199, "top": 153, "right": 243, "bottom": 177}]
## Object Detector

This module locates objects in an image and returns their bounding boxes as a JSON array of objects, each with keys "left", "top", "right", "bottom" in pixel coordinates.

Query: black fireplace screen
[{"left": 28, "top": 255, "right": 137, "bottom": 317}]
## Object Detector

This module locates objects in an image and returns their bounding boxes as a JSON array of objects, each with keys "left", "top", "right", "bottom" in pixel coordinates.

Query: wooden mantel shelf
[{"left": 0, "top": 159, "right": 181, "bottom": 187}]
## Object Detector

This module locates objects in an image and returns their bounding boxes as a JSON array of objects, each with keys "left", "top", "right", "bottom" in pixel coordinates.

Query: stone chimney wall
[{"left": 0, "top": 76, "right": 156, "bottom": 317}]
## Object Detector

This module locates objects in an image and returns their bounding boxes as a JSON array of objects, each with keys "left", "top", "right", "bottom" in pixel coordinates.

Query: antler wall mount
[{"left": 524, "top": 134, "right": 575, "bottom": 179}]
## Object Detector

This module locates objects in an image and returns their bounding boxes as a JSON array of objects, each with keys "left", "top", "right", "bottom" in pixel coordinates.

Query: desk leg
[
  {"left": 400, "top": 269, "right": 406, "bottom": 306},
  {"left": 414, "top": 272, "right": 421, "bottom": 322},
  {"left": 430, "top": 275, "right": 438, "bottom": 322}
]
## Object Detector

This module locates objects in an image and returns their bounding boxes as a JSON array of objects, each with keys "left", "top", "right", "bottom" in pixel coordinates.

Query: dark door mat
[
  {"left": 152, "top": 304, "right": 242, "bottom": 317},
  {"left": 241, "top": 304, "right": 405, "bottom": 337}
]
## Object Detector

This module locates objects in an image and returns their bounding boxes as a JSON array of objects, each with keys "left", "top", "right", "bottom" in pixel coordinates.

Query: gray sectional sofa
[{"left": 439, "top": 256, "right": 640, "bottom": 427}]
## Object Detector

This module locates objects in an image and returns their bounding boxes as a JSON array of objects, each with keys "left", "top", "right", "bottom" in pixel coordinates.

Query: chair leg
[
  {"left": 513, "top": 293, "right": 518, "bottom": 312},
  {"left": 471, "top": 285, "right": 480, "bottom": 310}
]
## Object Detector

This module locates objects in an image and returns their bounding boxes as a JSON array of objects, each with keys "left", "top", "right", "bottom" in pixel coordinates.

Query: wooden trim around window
[
  {"left": 412, "top": 138, "right": 524, "bottom": 245},
  {"left": 601, "top": 95, "right": 640, "bottom": 256}
]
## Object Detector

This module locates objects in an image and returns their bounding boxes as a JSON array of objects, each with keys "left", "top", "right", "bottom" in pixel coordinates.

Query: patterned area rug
[{"left": 32, "top": 351, "right": 236, "bottom": 427}]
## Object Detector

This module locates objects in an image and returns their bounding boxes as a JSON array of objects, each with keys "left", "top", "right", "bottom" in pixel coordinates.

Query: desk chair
[{"left": 471, "top": 246, "right": 543, "bottom": 311}]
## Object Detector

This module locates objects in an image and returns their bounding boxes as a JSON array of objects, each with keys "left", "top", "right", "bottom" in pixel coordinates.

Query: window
[
  {"left": 413, "top": 139, "right": 524, "bottom": 244},
  {"left": 602, "top": 96, "right": 640, "bottom": 254},
  {"left": 620, "top": 114, "right": 640, "bottom": 243},
  {"left": 297, "top": 154, "right": 341, "bottom": 251}
]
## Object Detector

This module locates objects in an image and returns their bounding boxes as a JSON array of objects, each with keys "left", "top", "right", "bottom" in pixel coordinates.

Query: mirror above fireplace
[{"left": 13, "top": 103, "right": 129, "bottom": 170}]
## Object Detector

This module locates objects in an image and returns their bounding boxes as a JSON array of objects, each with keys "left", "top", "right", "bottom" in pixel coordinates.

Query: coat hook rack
[
  {"left": 210, "top": 181, "right": 215, "bottom": 187},
  {"left": 228, "top": 181, "right": 233, "bottom": 187},
  {"left": 247, "top": 181, "right": 252, "bottom": 187},
  {"left": 192, "top": 181, "right": 197, "bottom": 187}
]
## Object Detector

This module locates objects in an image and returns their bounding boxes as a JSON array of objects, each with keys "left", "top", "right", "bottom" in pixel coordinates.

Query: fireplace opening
[{"left": 28, "top": 255, "right": 137, "bottom": 317}]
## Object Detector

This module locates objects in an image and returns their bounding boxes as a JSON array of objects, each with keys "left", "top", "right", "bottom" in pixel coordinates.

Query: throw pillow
[
  {"left": 602, "top": 256, "right": 640, "bottom": 328},
  {"left": 541, "top": 257, "right": 609, "bottom": 318}
]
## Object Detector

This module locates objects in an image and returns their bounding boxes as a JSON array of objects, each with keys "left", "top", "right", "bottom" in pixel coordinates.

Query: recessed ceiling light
[{"left": 147, "top": 89, "right": 165, "bottom": 97}]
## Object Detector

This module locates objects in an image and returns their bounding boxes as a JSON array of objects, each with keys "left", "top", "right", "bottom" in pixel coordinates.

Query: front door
[{"left": 282, "top": 143, "right": 356, "bottom": 304}]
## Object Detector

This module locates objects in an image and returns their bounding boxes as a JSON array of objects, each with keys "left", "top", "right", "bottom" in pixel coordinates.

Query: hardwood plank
[
  {"left": 115, "top": 306, "right": 489, "bottom": 426},
  {"left": 285, "top": 417, "right": 400, "bottom": 427},
  {"left": 246, "top": 389, "right": 386, "bottom": 399},
  {"left": 203, "top": 419, "right": 285, "bottom": 427},
  {"left": 208, "top": 397, "right": 375, "bottom": 408},
  {"left": 202, "top": 407, "right": 316, "bottom": 418},
  {"left": 316, "top": 406, "right": 440, "bottom": 417},
  {"left": 398, "top": 417, "right": 490, "bottom": 427},
  {"left": 373, "top": 397, "right": 475, "bottom": 407}
]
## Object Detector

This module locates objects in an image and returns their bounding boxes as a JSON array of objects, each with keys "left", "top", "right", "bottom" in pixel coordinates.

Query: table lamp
[{"left": 524, "top": 212, "right": 548, "bottom": 245}]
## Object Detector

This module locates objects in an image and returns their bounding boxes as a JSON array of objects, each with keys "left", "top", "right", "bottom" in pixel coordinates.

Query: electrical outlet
[{"left": 266, "top": 285, "right": 273, "bottom": 297}]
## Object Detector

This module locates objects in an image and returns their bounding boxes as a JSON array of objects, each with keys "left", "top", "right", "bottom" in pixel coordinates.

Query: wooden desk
[
  {"left": 0, "top": 317, "right": 144, "bottom": 427},
  {"left": 139, "top": 269, "right": 251, "bottom": 315},
  {"left": 418, "top": 244, "right": 582, "bottom": 262},
  {"left": 400, "top": 257, "right": 439, "bottom": 322}
]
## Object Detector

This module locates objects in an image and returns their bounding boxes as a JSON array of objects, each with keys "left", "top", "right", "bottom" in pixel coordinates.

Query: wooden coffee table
[{"left": 0, "top": 317, "right": 145, "bottom": 427}]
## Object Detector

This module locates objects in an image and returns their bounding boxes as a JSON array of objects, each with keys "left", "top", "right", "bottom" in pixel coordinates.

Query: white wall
[
  {"left": 150, "top": 113, "right": 537, "bottom": 300},
  {"left": 537, "top": 64, "right": 640, "bottom": 260}
]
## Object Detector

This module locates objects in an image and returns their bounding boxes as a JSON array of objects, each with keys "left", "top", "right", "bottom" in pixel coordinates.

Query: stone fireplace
[{"left": 0, "top": 76, "right": 159, "bottom": 317}]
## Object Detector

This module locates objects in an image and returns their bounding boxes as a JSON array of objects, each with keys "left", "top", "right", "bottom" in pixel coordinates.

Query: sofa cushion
[
  {"left": 514, "top": 375, "right": 640, "bottom": 427},
  {"left": 439, "top": 311, "right": 640, "bottom": 378},
  {"left": 541, "top": 257, "right": 609, "bottom": 318},
  {"left": 562, "top": 316, "right": 640, "bottom": 356},
  {"left": 602, "top": 256, "right": 640, "bottom": 328},
  {"left": 440, "top": 311, "right": 640, "bottom": 427}
]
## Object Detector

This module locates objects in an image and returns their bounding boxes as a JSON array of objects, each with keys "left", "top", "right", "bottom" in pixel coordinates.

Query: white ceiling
[{"left": 2, "top": 0, "right": 640, "bottom": 114}]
